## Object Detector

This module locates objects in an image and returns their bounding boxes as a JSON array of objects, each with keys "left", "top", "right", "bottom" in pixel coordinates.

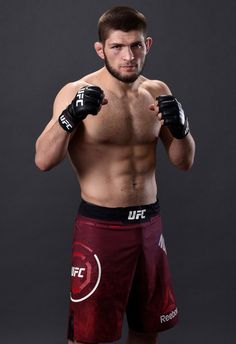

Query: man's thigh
[{"left": 126, "top": 215, "right": 178, "bottom": 333}]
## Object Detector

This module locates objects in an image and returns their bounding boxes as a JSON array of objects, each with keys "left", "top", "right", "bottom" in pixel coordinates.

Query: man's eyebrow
[
  {"left": 108, "top": 42, "right": 124, "bottom": 46},
  {"left": 108, "top": 41, "right": 143, "bottom": 47}
]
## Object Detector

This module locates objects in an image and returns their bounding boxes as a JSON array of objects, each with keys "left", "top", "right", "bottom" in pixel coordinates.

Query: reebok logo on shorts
[
  {"left": 128, "top": 209, "right": 146, "bottom": 220},
  {"left": 160, "top": 308, "right": 178, "bottom": 323}
]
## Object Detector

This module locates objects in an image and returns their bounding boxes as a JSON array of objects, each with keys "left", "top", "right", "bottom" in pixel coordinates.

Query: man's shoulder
[
  {"left": 140, "top": 77, "right": 172, "bottom": 96},
  {"left": 60, "top": 70, "right": 102, "bottom": 92},
  {"left": 55, "top": 72, "right": 99, "bottom": 100}
]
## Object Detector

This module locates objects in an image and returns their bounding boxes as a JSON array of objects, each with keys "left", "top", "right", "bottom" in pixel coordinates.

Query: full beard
[{"left": 104, "top": 55, "right": 144, "bottom": 83}]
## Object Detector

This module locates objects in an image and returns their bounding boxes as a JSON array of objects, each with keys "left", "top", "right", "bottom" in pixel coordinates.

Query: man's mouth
[{"left": 120, "top": 65, "right": 137, "bottom": 71}]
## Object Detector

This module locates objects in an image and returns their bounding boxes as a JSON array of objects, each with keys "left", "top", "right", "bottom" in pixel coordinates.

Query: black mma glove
[
  {"left": 157, "top": 95, "right": 190, "bottom": 139},
  {"left": 59, "top": 85, "right": 105, "bottom": 133}
]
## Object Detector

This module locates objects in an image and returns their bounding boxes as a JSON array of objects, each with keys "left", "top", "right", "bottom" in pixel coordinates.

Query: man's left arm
[
  {"left": 149, "top": 81, "right": 195, "bottom": 171},
  {"left": 159, "top": 125, "right": 195, "bottom": 171}
]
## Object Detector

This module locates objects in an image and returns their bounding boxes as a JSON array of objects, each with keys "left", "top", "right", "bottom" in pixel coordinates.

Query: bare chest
[{"left": 79, "top": 91, "right": 160, "bottom": 145}]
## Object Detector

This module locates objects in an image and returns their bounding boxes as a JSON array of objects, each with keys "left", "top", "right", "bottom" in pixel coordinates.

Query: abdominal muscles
[{"left": 68, "top": 141, "right": 158, "bottom": 207}]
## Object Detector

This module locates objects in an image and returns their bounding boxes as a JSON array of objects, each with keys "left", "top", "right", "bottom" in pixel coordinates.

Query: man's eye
[
  {"left": 112, "top": 45, "right": 121, "bottom": 49},
  {"left": 132, "top": 43, "right": 142, "bottom": 48}
]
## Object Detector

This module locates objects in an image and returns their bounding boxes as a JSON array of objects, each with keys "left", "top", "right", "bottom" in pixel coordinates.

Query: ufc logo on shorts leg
[
  {"left": 128, "top": 209, "right": 146, "bottom": 220},
  {"left": 71, "top": 266, "right": 86, "bottom": 278},
  {"left": 76, "top": 91, "right": 84, "bottom": 107}
]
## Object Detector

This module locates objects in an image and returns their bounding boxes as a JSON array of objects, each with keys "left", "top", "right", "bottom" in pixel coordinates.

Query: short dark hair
[{"left": 98, "top": 6, "right": 147, "bottom": 42}]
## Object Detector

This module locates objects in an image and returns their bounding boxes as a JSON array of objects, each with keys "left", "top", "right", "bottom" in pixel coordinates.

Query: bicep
[
  {"left": 52, "top": 82, "right": 77, "bottom": 120},
  {"left": 40, "top": 82, "right": 80, "bottom": 136},
  {"left": 152, "top": 80, "right": 172, "bottom": 97}
]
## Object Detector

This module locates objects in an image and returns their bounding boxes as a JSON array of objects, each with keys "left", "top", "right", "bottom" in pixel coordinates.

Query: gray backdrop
[{"left": 0, "top": 0, "right": 235, "bottom": 343}]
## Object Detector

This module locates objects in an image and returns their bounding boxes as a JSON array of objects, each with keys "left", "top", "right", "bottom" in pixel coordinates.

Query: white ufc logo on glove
[
  {"left": 76, "top": 90, "right": 84, "bottom": 107},
  {"left": 60, "top": 114, "right": 73, "bottom": 130}
]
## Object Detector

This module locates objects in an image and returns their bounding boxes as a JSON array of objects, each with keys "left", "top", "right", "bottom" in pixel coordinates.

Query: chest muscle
[{"left": 80, "top": 92, "right": 160, "bottom": 145}]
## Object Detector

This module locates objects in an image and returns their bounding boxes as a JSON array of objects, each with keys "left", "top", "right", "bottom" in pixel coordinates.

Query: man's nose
[{"left": 122, "top": 46, "right": 134, "bottom": 61}]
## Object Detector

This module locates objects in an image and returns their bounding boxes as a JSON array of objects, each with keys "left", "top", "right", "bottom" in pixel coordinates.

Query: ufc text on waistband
[{"left": 79, "top": 199, "right": 160, "bottom": 223}]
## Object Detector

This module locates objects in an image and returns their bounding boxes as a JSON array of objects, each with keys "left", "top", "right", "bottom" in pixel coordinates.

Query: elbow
[
  {"left": 35, "top": 153, "right": 53, "bottom": 172},
  {"left": 35, "top": 140, "right": 54, "bottom": 171},
  {"left": 176, "top": 157, "right": 194, "bottom": 171},
  {"left": 35, "top": 159, "right": 51, "bottom": 172},
  {"left": 171, "top": 140, "right": 196, "bottom": 171}
]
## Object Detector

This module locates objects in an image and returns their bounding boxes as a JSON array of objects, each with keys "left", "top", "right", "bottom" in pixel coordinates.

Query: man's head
[
  {"left": 98, "top": 6, "right": 147, "bottom": 43},
  {"left": 95, "top": 6, "right": 152, "bottom": 83}
]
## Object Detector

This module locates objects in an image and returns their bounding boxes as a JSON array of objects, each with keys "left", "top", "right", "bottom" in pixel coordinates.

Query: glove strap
[{"left": 58, "top": 108, "right": 79, "bottom": 133}]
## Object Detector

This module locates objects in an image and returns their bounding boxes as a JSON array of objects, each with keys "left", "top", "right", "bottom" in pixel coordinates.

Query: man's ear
[
  {"left": 145, "top": 37, "right": 153, "bottom": 53},
  {"left": 94, "top": 41, "right": 105, "bottom": 60}
]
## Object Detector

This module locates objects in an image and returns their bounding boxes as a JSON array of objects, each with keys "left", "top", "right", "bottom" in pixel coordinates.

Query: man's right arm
[
  {"left": 35, "top": 82, "right": 81, "bottom": 171},
  {"left": 35, "top": 82, "right": 106, "bottom": 171}
]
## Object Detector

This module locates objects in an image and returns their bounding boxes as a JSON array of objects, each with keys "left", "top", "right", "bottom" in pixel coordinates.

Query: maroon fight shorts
[{"left": 68, "top": 199, "right": 178, "bottom": 343}]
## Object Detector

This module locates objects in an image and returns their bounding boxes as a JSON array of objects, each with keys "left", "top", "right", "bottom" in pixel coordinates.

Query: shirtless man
[{"left": 35, "top": 6, "right": 195, "bottom": 344}]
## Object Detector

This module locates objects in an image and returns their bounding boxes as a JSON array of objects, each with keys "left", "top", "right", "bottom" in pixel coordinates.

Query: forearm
[
  {"left": 167, "top": 133, "right": 195, "bottom": 170},
  {"left": 35, "top": 121, "right": 71, "bottom": 171}
]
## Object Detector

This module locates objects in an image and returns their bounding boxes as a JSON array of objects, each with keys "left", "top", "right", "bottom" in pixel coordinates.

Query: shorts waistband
[{"left": 78, "top": 199, "right": 160, "bottom": 224}]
